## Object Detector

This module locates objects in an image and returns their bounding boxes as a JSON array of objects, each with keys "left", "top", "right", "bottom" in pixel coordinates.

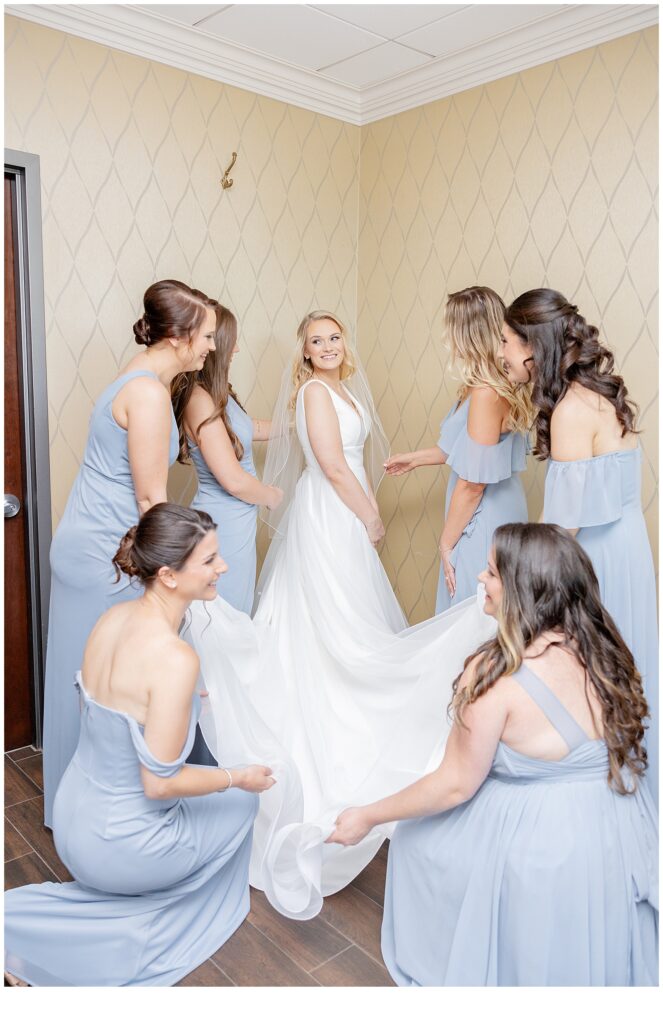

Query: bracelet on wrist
[{"left": 220, "top": 767, "right": 233, "bottom": 792}]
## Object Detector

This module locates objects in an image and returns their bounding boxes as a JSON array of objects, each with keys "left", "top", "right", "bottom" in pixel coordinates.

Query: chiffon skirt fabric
[
  {"left": 382, "top": 741, "right": 659, "bottom": 986},
  {"left": 575, "top": 510, "right": 659, "bottom": 801},
  {"left": 187, "top": 460, "right": 496, "bottom": 920},
  {"left": 42, "top": 370, "right": 179, "bottom": 826},
  {"left": 435, "top": 398, "right": 528, "bottom": 614},
  {"left": 436, "top": 472, "right": 527, "bottom": 613},
  {"left": 189, "top": 464, "right": 258, "bottom": 766}
]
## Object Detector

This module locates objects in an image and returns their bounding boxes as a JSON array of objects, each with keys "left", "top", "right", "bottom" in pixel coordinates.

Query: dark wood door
[{"left": 5, "top": 173, "right": 35, "bottom": 750}]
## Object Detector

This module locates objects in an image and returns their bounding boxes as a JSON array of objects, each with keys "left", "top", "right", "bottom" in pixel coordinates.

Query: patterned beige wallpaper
[
  {"left": 5, "top": 16, "right": 658, "bottom": 621},
  {"left": 359, "top": 27, "right": 658, "bottom": 620},
  {"left": 4, "top": 14, "right": 360, "bottom": 533}
]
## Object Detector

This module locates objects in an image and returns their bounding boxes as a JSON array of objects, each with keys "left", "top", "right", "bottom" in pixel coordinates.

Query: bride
[{"left": 187, "top": 311, "right": 494, "bottom": 919}]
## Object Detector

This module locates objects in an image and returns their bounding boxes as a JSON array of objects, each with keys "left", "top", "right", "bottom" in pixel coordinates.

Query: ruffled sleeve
[
  {"left": 127, "top": 693, "right": 201, "bottom": 778},
  {"left": 543, "top": 456, "right": 624, "bottom": 529},
  {"left": 443, "top": 429, "right": 527, "bottom": 484}
]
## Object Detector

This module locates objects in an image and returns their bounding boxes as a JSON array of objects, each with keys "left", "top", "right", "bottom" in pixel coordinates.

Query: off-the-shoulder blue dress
[
  {"left": 381, "top": 661, "right": 659, "bottom": 986},
  {"left": 4, "top": 676, "right": 258, "bottom": 986},
  {"left": 42, "top": 371, "right": 179, "bottom": 827},
  {"left": 544, "top": 447, "right": 658, "bottom": 803},
  {"left": 436, "top": 399, "right": 528, "bottom": 613}
]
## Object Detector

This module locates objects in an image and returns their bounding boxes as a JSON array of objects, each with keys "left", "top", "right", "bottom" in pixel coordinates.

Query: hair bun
[
  {"left": 133, "top": 316, "right": 151, "bottom": 347},
  {"left": 112, "top": 525, "right": 140, "bottom": 580}
]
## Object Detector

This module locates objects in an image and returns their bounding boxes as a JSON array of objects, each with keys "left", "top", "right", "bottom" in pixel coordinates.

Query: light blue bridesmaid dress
[
  {"left": 544, "top": 448, "right": 659, "bottom": 804},
  {"left": 42, "top": 370, "right": 179, "bottom": 827},
  {"left": 189, "top": 395, "right": 258, "bottom": 613},
  {"left": 5, "top": 675, "right": 258, "bottom": 986},
  {"left": 187, "top": 395, "right": 258, "bottom": 765},
  {"left": 436, "top": 399, "right": 528, "bottom": 613},
  {"left": 381, "top": 661, "right": 659, "bottom": 986}
]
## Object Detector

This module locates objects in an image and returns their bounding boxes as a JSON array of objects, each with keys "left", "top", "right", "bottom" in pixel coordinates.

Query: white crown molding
[
  {"left": 361, "top": 4, "right": 660, "bottom": 123},
  {"left": 6, "top": 4, "right": 659, "bottom": 126},
  {"left": 5, "top": 3, "right": 364, "bottom": 124}
]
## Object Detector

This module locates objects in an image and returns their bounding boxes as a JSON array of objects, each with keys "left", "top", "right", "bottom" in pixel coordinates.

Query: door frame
[{"left": 5, "top": 148, "right": 51, "bottom": 746}]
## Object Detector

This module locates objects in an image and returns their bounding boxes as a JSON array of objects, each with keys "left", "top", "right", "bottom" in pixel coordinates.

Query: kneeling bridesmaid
[
  {"left": 5, "top": 504, "right": 274, "bottom": 987},
  {"left": 329, "top": 523, "right": 658, "bottom": 987}
]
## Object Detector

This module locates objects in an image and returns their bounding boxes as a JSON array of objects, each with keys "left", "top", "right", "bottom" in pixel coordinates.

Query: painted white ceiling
[{"left": 7, "top": 4, "right": 659, "bottom": 124}]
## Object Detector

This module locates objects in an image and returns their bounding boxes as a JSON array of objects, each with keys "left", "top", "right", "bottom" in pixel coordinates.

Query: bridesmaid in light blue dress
[
  {"left": 5, "top": 505, "right": 274, "bottom": 987},
  {"left": 329, "top": 524, "right": 658, "bottom": 986},
  {"left": 189, "top": 400, "right": 259, "bottom": 613},
  {"left": 42, "top": 281, "right": 217, "bottom": 827},
  {"left": 173, "top": 302, "right": 282, "bottom": 613},
  {"left": 433, "top": 400, "right": 527, "bottom": 612},
  {"left": 173, "top": 303, "right": 282, "bottom": 765},
  {"left": 503, "top": 288, "right": 658, "bottom": 803},
  {"left": 385, "top": 287, "right": 532, "bottom": 614}
]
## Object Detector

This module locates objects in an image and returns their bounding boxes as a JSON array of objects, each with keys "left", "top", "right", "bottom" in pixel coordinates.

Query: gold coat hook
[{"left": 221, "top": 152, "right": 237, "bottom": 190}]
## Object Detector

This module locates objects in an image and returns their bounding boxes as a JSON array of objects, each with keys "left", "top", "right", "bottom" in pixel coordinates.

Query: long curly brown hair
[
  {"left": 452, "top": 523, "right": 648, "bottom": 794},
  {"left": 171, "top": 302, "right": 247, "bottom": 464},
  {"left": 504, "top": 289, "right": 638, "bottom": 460}
]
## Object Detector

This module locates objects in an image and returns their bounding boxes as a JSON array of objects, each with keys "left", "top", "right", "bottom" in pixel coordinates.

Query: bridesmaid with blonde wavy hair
[{"left": 386, "top": 286, "right": 533, "bottom": 613}]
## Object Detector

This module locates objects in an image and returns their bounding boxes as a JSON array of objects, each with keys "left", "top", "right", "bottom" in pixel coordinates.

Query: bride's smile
[{"left": 304, "top": 319, "right": 345, "bottom": 374}]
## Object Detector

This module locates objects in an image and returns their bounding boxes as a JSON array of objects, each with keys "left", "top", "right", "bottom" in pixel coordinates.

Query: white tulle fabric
[{"left": 187, "top": 379, "right": 495, "bottom": 919}]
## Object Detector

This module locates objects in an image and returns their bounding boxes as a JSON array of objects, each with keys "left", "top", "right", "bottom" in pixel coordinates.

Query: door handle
[{"left": 4, "top": 494, "right": 21, "bottom": 518}]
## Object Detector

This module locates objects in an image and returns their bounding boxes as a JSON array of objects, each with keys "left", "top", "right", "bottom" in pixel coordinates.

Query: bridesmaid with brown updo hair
[
  {"left": 42, "top": 280, "right": 217, "bottom": 827},
  {"left": 501, "top": 288, "right": 658, "bottom": 802},
  {"left": 6, "top": 503, "right": 273, "bottom": 987}
]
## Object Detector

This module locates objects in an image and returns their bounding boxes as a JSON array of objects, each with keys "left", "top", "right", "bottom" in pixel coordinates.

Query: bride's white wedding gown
[{"left": 187, "top": 378, "right": 495, "bottom": 919}]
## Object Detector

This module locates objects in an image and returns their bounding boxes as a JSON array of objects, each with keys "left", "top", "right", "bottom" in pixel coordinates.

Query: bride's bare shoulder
[{"left": 302, "top": 379, "right": 335, "bottom": 412}]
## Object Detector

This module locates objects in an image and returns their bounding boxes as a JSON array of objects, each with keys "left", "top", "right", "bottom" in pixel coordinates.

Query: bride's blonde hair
[
  {"left": 445, "top": 287, "right": 534, "bottom": 433},
  {"left": 289, "top": 310, "right": 356, "bottom": 410}
]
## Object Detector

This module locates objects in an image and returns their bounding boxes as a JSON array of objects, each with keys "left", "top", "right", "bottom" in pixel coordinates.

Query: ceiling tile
[
  {"left": 133, "top": 5, "right": 229, "bottom": 26},
  {"left": 399, "top": 4, "right": 569, "bottom": 57},
  {"left": 201, "top": 4, "right": 383, "bottom": 69},
  {"left": 313, "top": 4, "right": 463, "bottom": 39},
  {"left": 320, "top": 41, "right": 431, "bottom": 88}
]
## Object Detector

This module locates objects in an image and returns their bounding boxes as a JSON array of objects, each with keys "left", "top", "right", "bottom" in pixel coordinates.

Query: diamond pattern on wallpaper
[
  {"left": 358, "top": 28, "right": 658, "bottom": 621},
  {"left": 4, "top": 16, "right": 658, "bottom": 621},
  {"left": 4, "top": 15, "right": 361, "bottom": 560}
]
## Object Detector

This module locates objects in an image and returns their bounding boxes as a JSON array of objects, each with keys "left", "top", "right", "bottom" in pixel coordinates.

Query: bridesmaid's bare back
[
  {"left": 551, "top": 383, "right": 637, "bottom": 460},
  {"left": 81, "top": 602, "right": 191, "bottom": 725}
]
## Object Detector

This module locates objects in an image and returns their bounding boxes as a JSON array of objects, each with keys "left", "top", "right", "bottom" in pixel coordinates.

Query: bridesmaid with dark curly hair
[{"left": 500, "top": 288, "right": 658, "bottom": 801}]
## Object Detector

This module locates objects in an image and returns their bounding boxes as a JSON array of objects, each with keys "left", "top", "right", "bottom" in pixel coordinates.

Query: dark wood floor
[{"left": 5, "top": 747, "right": 394, "bottom": 986}]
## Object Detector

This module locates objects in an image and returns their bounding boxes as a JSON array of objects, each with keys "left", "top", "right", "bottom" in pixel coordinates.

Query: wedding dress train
[{"left": 187, "top": 378, "right": 494, "bottom": 919}]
